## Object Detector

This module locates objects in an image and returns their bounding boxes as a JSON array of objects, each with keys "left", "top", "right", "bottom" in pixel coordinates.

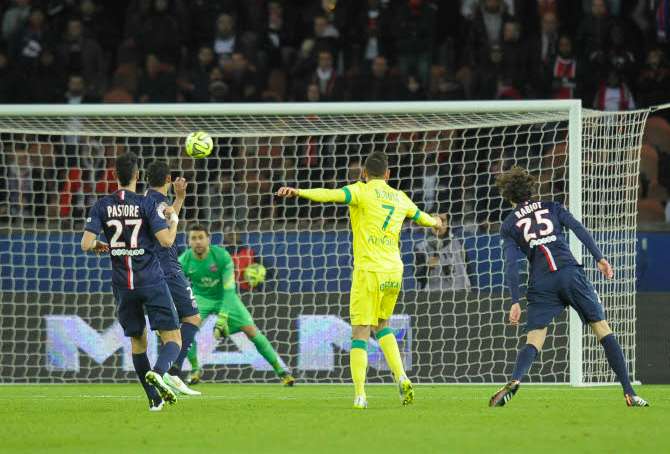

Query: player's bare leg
[
  {"left": 351, "top": 325, "right": 370, "bottom": 409},
  {"left": 374, "top": 319, "right": 413, "bottom": 405},
  {"left": 590, "top": 320, "right": 649, "bottom": 407},
  {"left": 164, "top": 314, "right": 202, "bottom": 396},
  {"left": 490, "top": 328, "right": 547, "bottom": 407},
  {"left": 130, "top": 329, "right": 163, "bottom": 411},
  {"left": 239, "top": 325, "right": 295, "bottom": 386},
  {"left": 146, "top": 329, "right": 181, "bottom": 405}
]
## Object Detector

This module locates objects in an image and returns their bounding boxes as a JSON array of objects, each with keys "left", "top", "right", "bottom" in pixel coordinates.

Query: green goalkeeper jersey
[{"left": 178, "top": 245, "right": 236, "bottom": 301}]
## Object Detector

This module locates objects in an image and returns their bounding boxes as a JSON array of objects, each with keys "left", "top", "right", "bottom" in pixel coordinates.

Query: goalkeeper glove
[{"left": 213, "top": 312, "right": 230, "bottom": 340}]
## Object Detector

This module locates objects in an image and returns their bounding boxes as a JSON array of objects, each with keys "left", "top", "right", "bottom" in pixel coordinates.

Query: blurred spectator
[
  {"left": 576, "top": 0, "right": 612, "bottom": 61},
  {"left": 349, "top": 0, "right": 393, "bottom": 69},
  {"left": 474, "top": 44, "right": 522, "bottom": 99},
  {"left": 637, "top": 48, "right": 670, "bottom": 107},
  {"left": 431, "top": 69, "right": 466, "bottom": 100},
  {"left": 136, "top": 54, "right": 177, "bottom": 102},
  {"left": 12, "top": 7, "right": 48, "bottom": 70},
  {"left": 2, "top": 0, "right": 31, "bottom": 42},
  {"left": 64, "top": 74, "right": 99, "bottom": 104},
  {"left": 414, "top": 215, "right": 471, "bottom": 292},
  {"left": 299, "top": 14, "right": 340, "bottom": 62},
  {"left": 532, "top": 11, "right": 559, "bottom": 76},
  {"left": 402, "top": 73, "right": 427, "bottom": 100},
  {"left": 259, "top": 1, "right": 296, "bottom": 70},
  {"left": 103, "top": 73, "right": 134, "bottom": 103},
  {"left": 0, "top": 50, "right": 19, "bottom": 102},
  {"left": 467, "top": 0, "right": 512, "bottom": 68},
  {"left": 28, "top": 48, "right": 65, "bottom": 103},
  {"left": 395, "top": 0, "right": 436, "bottom": 85},
  {"left": 606, "top": 23, "right": 636, "bottom": 83},
  {"left": 593, "top": 68, "right": 635, "bottom": 110},
  {"left": 307, "top": 49, "right": 345, "bottom": 101},
  {"left": 137, "top": 0, "right": 180, "bottom": 65},
  {"left": 352, "top": 55, "right": 402, "bottom": 101},
  {"left": 222, "top": 52, "right": 261, "bottom": 102},
  {"left": 500, "top": 19, "right": 531, "bottom": 94},
  {"left": 181, "top": 46, "right": 214, "bottom": 102},
  {"left": 212, "top": 13, "right": 240, "bottom": 62},
  {"left": 58, "top": 18, "right": 104, "bottom": 97},
  {"left": 305, "top": 82, "right": 320, "bottom": 102},
  {"left": 548, "top": 35, "right": 579, "bottom": 99}
]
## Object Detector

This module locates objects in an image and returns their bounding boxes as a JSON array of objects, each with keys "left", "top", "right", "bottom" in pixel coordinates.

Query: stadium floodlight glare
[{"left": 0, "top": 101, "right": 648, "bottom": 385}]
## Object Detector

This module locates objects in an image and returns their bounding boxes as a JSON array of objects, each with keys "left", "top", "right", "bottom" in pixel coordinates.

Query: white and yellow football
[{"left": 185, "top": 131, "right": 213, "bottom": 158}]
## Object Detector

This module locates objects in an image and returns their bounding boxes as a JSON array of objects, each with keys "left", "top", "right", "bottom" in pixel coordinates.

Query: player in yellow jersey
[{"left": 277, "top": 151, "right": 442, "bottom": 409}]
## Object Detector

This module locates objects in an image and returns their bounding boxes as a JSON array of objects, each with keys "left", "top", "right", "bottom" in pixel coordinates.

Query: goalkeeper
[
  {"left": 277, "top": 151, "right": 441, "bottom": 409},
  {"left": 179, "top": 223, "right": 295, "bottom": 386}
]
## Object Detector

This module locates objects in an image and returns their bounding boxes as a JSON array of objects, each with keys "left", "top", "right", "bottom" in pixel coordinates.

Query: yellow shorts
[{"left": 349, "top": 268, "right": 403, "bottom": 326}]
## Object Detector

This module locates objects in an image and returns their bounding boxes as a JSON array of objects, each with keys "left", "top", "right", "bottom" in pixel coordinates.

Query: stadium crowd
[{"left": 0, "top": 0, "right": 669, "bottom": 225}]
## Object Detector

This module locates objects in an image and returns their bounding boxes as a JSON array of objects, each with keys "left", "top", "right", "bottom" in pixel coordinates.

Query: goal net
[{"left": 0, "top": 102, "right": 648, "bottom": 384}]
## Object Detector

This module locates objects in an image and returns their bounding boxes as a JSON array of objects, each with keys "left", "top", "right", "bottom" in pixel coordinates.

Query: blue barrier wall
[{"left": 1, "top": 230, "right": 667, "bottom": 293}]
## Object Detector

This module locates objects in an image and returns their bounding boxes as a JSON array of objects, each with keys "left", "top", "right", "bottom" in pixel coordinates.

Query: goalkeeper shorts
[
  {"left": 349, "top": 268, "right": 403, "bottom": 326},
  {"left": 195, "top": 294, "right": 255, "bottom": 334}
]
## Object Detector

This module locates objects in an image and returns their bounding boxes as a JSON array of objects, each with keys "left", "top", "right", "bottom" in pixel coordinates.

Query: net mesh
[{"left": 0, "top": 105, "right": 647, "bottom": 384}]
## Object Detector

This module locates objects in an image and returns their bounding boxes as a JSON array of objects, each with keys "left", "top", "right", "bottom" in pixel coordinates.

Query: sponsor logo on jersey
[
  {"left": 111, "top": 248, "right": 146, "bottom": 256},
  {"left": 379, "top": 280, "right": 401, "bottom": 291},
  {"left": 529, "top": 235, "right": 557, "bottom": 248}
]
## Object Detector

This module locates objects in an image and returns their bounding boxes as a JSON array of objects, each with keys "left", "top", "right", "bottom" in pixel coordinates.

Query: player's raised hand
[
  {"left": 509, "top": 302, "right": 521, "bottom": 326},
  {"left": 92, "top": 241, "right": 109, "bottom": 255},
  {"left": 276, "top": 187, "right": 299, "bottom": 198},
  {"left": 597, "top": 258, "right": 614, "bottom": 280},
  {"left": 173, "top": 177, "right": 187, "bottom": 199}
]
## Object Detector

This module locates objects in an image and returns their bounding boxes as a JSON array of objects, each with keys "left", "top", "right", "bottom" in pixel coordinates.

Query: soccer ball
[
  {"left": 185, "top": 131, "right": 213, "bottom": 158},
  {"left": 244, "top": 263, "right": 266, "bottom": 288}
]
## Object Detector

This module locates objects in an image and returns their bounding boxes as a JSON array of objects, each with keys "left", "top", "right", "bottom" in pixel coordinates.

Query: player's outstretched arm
[
  {"left": 557, "top": 205, "right": 613, "bottom": 279},
  {"left": 171, "top": 177, "right": 187, "bottom": 216},
  {"left": 276, "top": 186, "right": 348, "bottom": 204},
  {"left": 155, "top": 206, "right": 179, "bottom": 247}
]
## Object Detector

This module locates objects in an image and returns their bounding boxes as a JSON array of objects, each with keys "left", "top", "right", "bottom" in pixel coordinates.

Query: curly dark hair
[{"left": 495, "top": 166, "right": 538, "bottom": 204}]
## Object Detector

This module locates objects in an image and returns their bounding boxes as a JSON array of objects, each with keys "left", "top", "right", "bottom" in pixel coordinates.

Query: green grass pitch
[{"left": 1, "top": 384, "right": 667, "bottom": 453}]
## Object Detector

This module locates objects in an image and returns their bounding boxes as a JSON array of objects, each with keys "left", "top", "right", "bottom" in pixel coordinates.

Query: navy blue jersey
[
  {"left": 84, "top": 189, "right": 169, "bottom": 289},
  {"left": 500, "top": 200, "right": 604, "bottom": 303},
  {"left": 144, "top": 188, "right": 183, "bottom": 277}
]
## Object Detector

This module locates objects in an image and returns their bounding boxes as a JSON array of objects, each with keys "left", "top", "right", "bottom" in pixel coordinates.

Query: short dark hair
[
  {"left": 364, "top": 151, "right": 388, "bottom": 178},
  {"left": 115, "top": 152, "right": 138, "bottom": 186},
  {"left": 188, "top": 223, "right": 210, "bottom": 236},
  {"left": 495, "top": 166, "right": 538, "bottom": 204},
  {"left": 146, "top": 160, "right": 170, "bottom": 188}
]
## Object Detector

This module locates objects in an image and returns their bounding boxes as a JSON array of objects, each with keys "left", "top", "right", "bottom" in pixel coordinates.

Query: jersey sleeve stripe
[
  {"left": 411, "top": 210, "right": 421, "bottom": 221},
  {"left": 342, "top": 187, "right": 352, "bottom": 204}
]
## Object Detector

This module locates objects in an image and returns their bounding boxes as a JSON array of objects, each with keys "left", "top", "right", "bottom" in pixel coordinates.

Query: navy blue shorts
[
  {"left": 165, "top": 273, "right": 199, "bottom": 319},
  {"left": 525, "top": 266, "right": 605, "bottom": 331},
  {"left": 112, "top": 282, "right": 180, "bottom": 337}
]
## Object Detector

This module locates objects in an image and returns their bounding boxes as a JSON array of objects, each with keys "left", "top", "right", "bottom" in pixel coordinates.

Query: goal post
[{"left": 0, "top": 100, "right": 648, "bottom": 385}]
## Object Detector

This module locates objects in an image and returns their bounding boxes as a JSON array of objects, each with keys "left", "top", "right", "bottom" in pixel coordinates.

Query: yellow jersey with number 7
[
  {"left": 296, "top": 179, "right": 437, "bottom": 272},
  {"left": 342, "top": 179, "right": 428, "bottom": 273}
]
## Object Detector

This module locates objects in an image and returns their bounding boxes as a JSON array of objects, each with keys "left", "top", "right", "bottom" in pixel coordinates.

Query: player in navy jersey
[
  {"left": 145, "top": 160, "right": 201, "bottom": 396},
  {"left": 80, "top": 152, "right": 183, "bottom": 411},
  {"left": 489, "top": 167, "right": 648, "bottom": 408}
]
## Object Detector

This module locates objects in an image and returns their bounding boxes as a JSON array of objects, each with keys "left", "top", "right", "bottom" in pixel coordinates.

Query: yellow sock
[
  {"left": 377, "top": 327, "right": 405, "bottom": 382},
  {"left": 350, "top": 340, "right": 368, "bottom": 397}
]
